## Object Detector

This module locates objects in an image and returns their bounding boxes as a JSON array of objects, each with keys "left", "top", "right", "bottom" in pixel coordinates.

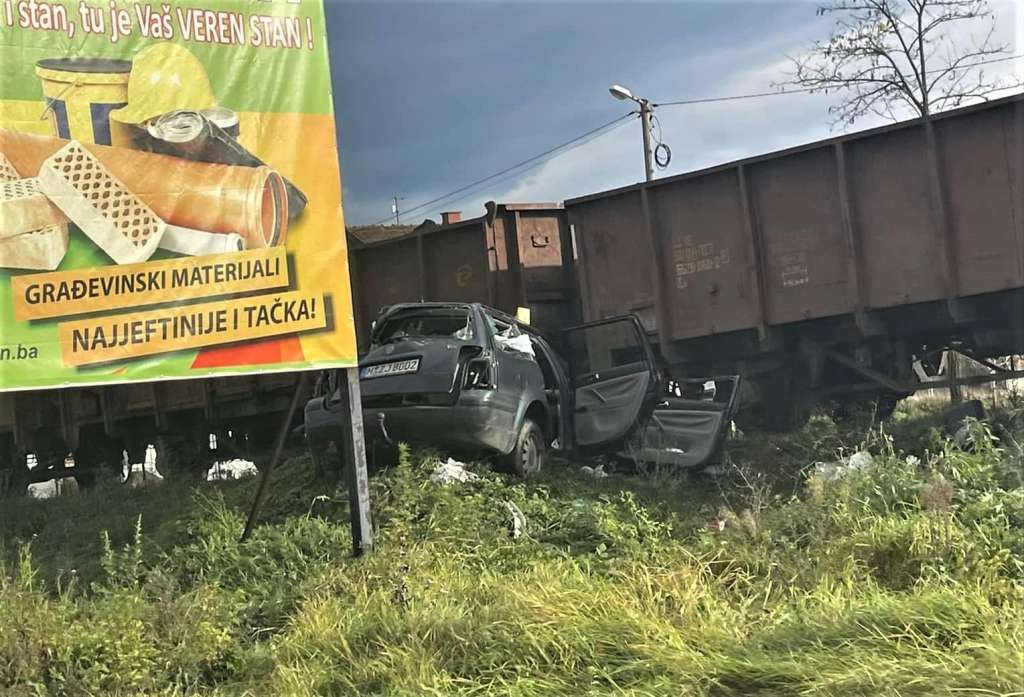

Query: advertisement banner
[{"left": 0, "top": 0, "right": 355, "bottom": 391}]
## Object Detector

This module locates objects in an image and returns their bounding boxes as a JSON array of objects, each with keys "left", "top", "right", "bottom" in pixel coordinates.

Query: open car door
[{"left": 564, "top": 315, "right": 740, "bottom": 469}]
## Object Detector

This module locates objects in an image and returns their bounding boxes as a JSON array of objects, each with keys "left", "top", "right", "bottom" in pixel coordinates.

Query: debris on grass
[
  {"left": 206, "top": 459, "right": 259, "bottom": 481},
  {"left": 429, "top": 457, "right": 479, "bottom": 484},
  {"left": 814, "top": 449, "right": 875, "bottom": 481},
  {"left": 504, "top": 500, "right": 527, "bottom": 539},
  {"left": 2, "top": 399, "right": 1023, "bottom": 696}
]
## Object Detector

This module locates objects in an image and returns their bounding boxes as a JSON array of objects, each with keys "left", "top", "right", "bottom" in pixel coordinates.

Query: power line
[
  {"left": 370, "top": 52, "right": 1023, "bottom": 225},
  {"left": 656, "top": 53, "right": 1024, "bottom": 108},
  {"left": 656, "top": 87, "right": 814, "bottom": 107},
  {"left": 408, "top": 116, "right": 635, "bottom": 223},
  {"left": 369, "top": 112, "right": 634, "bottom": 226}
]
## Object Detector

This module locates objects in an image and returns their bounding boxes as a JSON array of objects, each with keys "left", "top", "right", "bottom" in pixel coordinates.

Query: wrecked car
[{"left": 305, "top": 302, "right": 740, "bottom": 476}]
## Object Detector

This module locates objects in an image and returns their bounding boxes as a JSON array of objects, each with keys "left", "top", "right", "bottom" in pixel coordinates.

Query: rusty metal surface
[
  {"left": 568, "top": 191, "right": 655, "bottom": 329},
  {"left": 848, "top": 125, "right": 945, "bottom": 308},
  {"left": 421, "top": 223, "right": 491, "bottom": 301},
  {"left": 748, "top": 147, "right": 851, "bottom": 324},
  {"left": 512, "top": 209, "right": 566, "bottom": 293},
  {"left": 652, "top": 168, "right": 755, "bottom": 338},
  {"left": 936, "top": 105, "right": 1024, "bottom": 296},
  {"left": 349, "top": 204, "right": 574, "bottom": 348},
  {"left": 567, "top": 93, "right": 1024, "bottom": 345}
]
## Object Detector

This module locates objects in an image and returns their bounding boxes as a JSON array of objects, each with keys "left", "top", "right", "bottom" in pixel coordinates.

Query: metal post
[
  {"left": 392, "top": 195, "right": 402, "bottom": 226},
  {"left": 639, "top": 99, "right": 654, "bottom": 182},
  {"left": 947, "top": 350, "right": 963, "bottom": 404},
  {"left": 340, "top": 366, "right": 373, "bottom": 555},
  {"left": 240, "top": 371, "right": 310, "bottom": 542}
]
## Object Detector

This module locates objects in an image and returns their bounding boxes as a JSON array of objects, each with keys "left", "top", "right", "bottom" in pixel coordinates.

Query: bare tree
[{"left": 786, "top": 0, "right": 1019, "bottom": 125}]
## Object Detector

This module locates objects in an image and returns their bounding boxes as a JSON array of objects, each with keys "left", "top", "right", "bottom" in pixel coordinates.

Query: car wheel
[{"left": 502, "top": 418, "right": 545, "bottom": 478}]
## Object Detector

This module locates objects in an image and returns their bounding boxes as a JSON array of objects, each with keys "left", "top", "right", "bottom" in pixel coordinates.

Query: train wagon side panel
[
  {"left": 846, "top": 125, "right": 946, "bottom": 309},
  {"left": 652, "top": 168, "right": 758, "bottom": 339},
  {"left": 569, "top": 191, "right": 654, "bottom": 328},
  {"left": 749, "top": 146, "right": 853, "bottom": 325},
  {"left": 421, "top": 222, "right": 494, "bottom": 306},
  {"left": 938, "top": 105, "right": 1024, "bottom": 297}
]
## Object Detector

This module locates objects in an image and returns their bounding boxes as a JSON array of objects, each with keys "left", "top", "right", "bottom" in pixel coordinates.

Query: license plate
[{"left": 361, "top": 359, "right": 420, "bottom": 379}]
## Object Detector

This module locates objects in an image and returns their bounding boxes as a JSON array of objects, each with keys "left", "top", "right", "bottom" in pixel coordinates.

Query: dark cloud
[{"left": 322, "top": 2, "right": 866, "bottom": 223}]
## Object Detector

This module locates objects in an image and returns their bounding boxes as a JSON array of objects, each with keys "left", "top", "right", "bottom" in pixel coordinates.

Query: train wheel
[
  {"left": 74, "top": 429, "right": 122, "bottom": 490},
  {"left": 833, "top": 392, "right": 904, "bottom": 422},
  {"left": 157, "top": 433, "right": 207, "bottom": 482},
  {"left": 33, "top": 426, "right": 69, "bottom": 476},
  {"left": 0, "top": 433, "right": 24, "bottom": 497},
  {"left": 744, "top": 371, "right": 811, "bottom": 433}
]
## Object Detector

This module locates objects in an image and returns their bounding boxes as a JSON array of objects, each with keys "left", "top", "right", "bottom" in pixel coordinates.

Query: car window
[
  {"left": 374, "top": 309, "right": 473, "bottom": 343},
  {"left": 566, "top": 319, "right": 645, "bottom": 375},
  {"left": 485, "top": 312, "right": 536, "bottom": 357}
]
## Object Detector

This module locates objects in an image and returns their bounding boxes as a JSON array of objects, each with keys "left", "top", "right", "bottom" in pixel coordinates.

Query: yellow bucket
[{"left": 35, "top": 58, "right": 131, "bottom": 146}]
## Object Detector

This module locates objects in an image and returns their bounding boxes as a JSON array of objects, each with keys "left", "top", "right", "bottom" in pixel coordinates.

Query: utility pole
[
  {"left": 638, "top": 98, "right": 654, "bottom": 183},
  {"left": 608, "top": 84, "right": 655, "bottom": 182},
  {"left": 391, "top": 195, "right": 402, "bottom": 225}
]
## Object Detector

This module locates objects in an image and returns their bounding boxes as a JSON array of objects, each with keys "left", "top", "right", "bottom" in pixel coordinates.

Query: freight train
[
  {"left": 3, "top": 93, "right": 1023, "bottom": 493},
  {"left": 351, "top": 93, "right": 1024, "bottom": 430}
]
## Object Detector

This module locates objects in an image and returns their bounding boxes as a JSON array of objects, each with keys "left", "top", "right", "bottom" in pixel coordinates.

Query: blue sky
[{"left": 325, "top": 1, "right": 1021, "bottom": 226}]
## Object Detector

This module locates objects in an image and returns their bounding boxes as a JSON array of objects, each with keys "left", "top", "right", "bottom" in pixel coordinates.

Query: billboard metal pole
[
  {"left": 241, "top": 370, "right": 311, "bottom": 542},
  {"left": 341, "top": 366, "right": 373, "bottom": 555}
]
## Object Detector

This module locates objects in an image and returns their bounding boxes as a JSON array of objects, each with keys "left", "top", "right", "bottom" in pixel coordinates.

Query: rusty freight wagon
[
  {"left": 348, "top": 202, "right": 579, "bottom": 350},
  {"left": 0, "top": 374, "right": 308, "bottom": 493},
  {"left": 566, "top": 93, "right": 1024, "bottom": 428}
]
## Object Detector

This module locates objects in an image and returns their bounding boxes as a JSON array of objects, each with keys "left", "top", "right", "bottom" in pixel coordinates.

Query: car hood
[{"left": 360, "top": 337, "right": 473, "bottom": 397}]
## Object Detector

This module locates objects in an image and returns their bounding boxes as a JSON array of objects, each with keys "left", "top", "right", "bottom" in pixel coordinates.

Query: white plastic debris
[
  {"left": 430, "top": 457, "right": 479, "bottom": 484},
  {"left": 28, "top": 476, "right": 79, "bottom": 498},
  {"left": 125, "top": 466, "right": 164, "bottom": 489},
  {"left": 495, "top": 332, "right": 535, "bottom": 357},
  {"left": 504, "top": 500, "right": 527, "bottom": 539},
  {"left": 813, "top": 450, "right": 874, "bottom": 481},
  {"left": 580, "top": 464, "right": 608, "bottom": 478},
  {"left": 122, "top": 444, "right": 163, "bottom": 484},
  {"left": 847, "top": 451, "right": 874, "bottom": 469},
  {"left": 26, "top": 455, "right": 79, "bottom": 499},
  {"left": 206, "top": 459, "right": 258, "bottom": 481}
]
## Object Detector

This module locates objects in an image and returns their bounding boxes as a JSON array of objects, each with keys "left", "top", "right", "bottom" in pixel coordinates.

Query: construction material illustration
[
  {"left": 109, "top": 43, "right": 216, "bottom": 126},
  {"left": 0, "top": 178, "right": 68, "bottom": 238},
  {"left": 0, "top": 129, "right": 288, "bottom": 249},
  {"left": 0, "top": 224, "right": 69, "bottom": 270},
  {"left": 0, "top": 153, "right": 20, "bottom": 181},
  {"left": 160, "top": 226, "right": 246, "bottom": 256},
  {"left": 38, "top": 142, "right": 165, "bottom": 265},
  {"left": 140, "top": 110, "right": 307, "bottom": 220},
  {"left": 35, "top": 57, "right": 132, "bottom": 146}
]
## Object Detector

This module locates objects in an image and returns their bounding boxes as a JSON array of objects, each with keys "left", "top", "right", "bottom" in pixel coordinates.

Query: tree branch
[{"left": 783, "top": 0, "right": 1016, "bottom": 126}]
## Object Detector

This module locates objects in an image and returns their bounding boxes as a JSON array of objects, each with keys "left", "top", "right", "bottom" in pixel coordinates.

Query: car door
[
  {"left": 625, "top": 374, "right": 739, "bottom": 469},
  {"left": 563, "top": 316, "right": 658, "bottom": 449},
  {"left": 564, "top": 315, "right": 739, "bottom": 468}
]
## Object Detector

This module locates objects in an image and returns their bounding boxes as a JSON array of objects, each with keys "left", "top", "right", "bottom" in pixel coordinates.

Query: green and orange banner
[{"left": 0, "top": 0, "right": 356, "bottom": 390}]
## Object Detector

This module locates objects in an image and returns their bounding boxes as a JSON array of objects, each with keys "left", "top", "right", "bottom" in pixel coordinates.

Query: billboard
[{"left": 0, "top": 0, "right": 355, "bottom": 391}]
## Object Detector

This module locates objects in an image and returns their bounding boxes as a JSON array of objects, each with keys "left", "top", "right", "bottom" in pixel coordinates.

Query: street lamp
[{"left": 609, "top": 84, "right": 654, "bottom": 182}]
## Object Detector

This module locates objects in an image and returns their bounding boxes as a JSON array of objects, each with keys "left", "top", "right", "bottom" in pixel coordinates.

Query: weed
[{"left": 0, "top": 408, "right": 1022, "bottom": 696}]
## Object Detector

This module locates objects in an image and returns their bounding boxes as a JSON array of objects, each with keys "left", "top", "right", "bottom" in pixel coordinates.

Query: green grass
[{"left": 1, "top": 402, "right": 1023, "bottom": 696}]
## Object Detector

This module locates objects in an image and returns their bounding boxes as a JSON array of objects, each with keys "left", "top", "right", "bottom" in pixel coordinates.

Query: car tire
[{"left": 502, "top": 418, "right": 545, "bottom": 478}]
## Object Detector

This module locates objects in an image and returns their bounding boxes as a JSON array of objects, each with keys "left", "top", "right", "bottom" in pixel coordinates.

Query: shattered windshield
[{"left": 374, "top": 309, "right": 473, "bottom": 344}]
